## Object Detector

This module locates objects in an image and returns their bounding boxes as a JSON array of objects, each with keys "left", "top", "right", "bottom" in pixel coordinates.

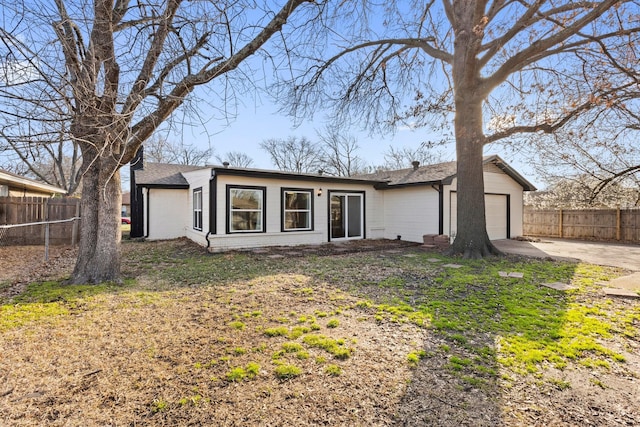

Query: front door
[{"left": 330, "top": 193, "right": 363, "bottom": 240}]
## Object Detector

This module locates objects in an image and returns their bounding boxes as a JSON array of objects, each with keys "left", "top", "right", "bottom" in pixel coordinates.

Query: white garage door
[{"left": 450, "top": 193, "right": 508, "bottom": 240}]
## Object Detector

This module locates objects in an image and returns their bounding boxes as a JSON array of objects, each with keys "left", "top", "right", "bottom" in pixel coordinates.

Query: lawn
[{"left": 1, "top": 239, "right": 638, "bottom": 426}]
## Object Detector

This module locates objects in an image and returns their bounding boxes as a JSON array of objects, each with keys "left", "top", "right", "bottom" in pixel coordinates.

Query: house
[
  {"left": 121, "top": 192, "right": 131, "bottom": 217},
  {"left": 0, "top": 169, "right": 67, "bottom": 197},
  {"left": 130, "top": 151, "right": 536, "bottom": 251}
]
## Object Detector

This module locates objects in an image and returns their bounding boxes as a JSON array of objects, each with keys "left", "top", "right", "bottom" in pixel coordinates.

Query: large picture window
[
  {"left": 282, "top": 189, "right": 313, "bottom": 231},
  {"left": 228, "top": 186, "right": 265, "bottom": 233},
  {"left": 193, "top": 187, "right": 203, "bottom": 231}
]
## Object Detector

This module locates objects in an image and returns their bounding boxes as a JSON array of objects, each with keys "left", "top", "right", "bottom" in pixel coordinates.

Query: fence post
[
  {"left": 44, "top": 222, "right": 50, "bottom": 261},
  {"left": 72, "top": 201, "right": 80, "bottom": 245},
  {"left": 616, "top": 208, "right": 621, "bottom": 241},
  {"left": 558, "top": 209, "right": 563, "bottom": 238}
]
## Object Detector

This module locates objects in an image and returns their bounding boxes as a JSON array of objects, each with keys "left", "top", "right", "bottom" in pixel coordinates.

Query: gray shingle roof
[
  {"left": 355, "top": 155, "right": 536, "bottom": 191},
  {"left": 134, "top": 163, "right": 205, "bottom": 187},
  {"left": 355, "top": 161, "right": 458, "bottom": 186}
]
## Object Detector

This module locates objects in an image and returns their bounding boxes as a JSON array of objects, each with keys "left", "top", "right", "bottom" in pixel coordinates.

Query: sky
[{"left": 121, "top": 96, "right": 541, "bottom": 192}]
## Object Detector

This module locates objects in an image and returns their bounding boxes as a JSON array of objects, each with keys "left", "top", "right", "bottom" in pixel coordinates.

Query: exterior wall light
[{"left": 317, "top": 188, "right": 323, "bottom": 197}]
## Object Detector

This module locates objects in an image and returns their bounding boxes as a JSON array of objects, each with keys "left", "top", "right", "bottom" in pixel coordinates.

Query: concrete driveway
[{"left": 493, "top": 238, "right": 640, "bottom": 272}]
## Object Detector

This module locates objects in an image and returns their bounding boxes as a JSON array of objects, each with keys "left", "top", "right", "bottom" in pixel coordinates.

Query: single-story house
[
  {"left": 0, "top": 169, "right": 67, "bottom": 197},
  {"left": 121, "top": 192, "right": 131, "bottom": 217},
  {"left": 129, "top": 152, "right": 536, "bottom": 251}
]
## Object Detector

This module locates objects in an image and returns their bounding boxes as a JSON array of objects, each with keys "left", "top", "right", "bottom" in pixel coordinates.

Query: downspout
[
  {"left": 431, "top": 184, "right": 444, "bottom": 235},
  {"left": 206, "top": 170, "right": 217, "bottom": 252},
  {"left": 144, "top": 187, "right": 150, "bottom": 238}
]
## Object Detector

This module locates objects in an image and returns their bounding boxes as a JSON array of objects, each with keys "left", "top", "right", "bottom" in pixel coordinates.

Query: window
[
  {"left": 228, "top": 186, "right": 265, "bottom": 233},
  {"left": 282, "top": 189, "right": 313, "bottom": 231},
  {"left": 193, "top": 187, "right": 203, "bottom": 231}
]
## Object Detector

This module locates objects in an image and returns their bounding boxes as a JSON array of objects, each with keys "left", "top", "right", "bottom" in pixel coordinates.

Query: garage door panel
[{"left": 450, "top": 193, "right": 508, "bottom": 240}]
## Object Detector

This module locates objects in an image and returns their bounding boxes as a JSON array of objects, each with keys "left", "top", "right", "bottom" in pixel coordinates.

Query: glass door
[{"left": 330, "top": 193, "right": 363, "bottom": 240}]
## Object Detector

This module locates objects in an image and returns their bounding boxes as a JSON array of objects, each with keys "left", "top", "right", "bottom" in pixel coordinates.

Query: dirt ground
[{"left": 1, "top": 240, "right": 639, "bottom": 426}]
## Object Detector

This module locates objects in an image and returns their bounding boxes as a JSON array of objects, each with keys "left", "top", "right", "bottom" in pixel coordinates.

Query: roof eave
[
  {"left": 212, "top": 167, "right": 385, "bottom": 186},
  {"left": 0, "top": 171, "right": 67, "bottom": 195},
  {"left": 484, "top": 155, "right": 537, "bottom": 191}
]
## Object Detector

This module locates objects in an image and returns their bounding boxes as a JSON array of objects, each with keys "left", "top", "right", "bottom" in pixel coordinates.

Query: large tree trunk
[
  {"left": 448, "top": 99, "right": 501, "bottom": 258},
  {"left": 69, "top": 154, "right": 122, "bottom": 284},
  {"left": 447, "top": 1, "right": 500, "bottom": 259}
]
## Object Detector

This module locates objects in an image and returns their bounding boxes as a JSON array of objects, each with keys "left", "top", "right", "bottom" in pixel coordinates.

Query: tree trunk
[
  {"left": 68, "top": 155, "right": 122, "bottom": 284},
  {"left": 447, "top": 2, "right": 500, "bottom": 258},
  {"left": 448, "top": 104, "right": 501, "bottom": 258}
]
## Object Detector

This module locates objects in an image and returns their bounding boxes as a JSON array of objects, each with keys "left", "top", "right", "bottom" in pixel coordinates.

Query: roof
[
  {"left": 355, "top": 155, "right": 536, "bottom": 191},
  {"left": 132, "top": 155, "right": 536, "bottom": 191},
  {"left": 356, "top": 161, "right": 458, "bottom": 186},
  {"left": 134, "top": 163, "right": 206, "bottom": 188},
  {"left": 211, "top": 165, "right": 385, "bottom": 185},
  {"left": 0, "top": 169, "right": 67, "bottom": 195}
]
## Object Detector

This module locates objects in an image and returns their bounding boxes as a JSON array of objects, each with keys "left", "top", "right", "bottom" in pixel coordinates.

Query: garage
[{"left": 450, "top": 193, "right": 509, "bottom": 240}]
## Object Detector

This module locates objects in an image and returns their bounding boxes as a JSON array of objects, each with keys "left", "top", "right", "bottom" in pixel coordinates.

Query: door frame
[
  {"left": 328, "top": 190, "right": 366, "bottom": 241},
  {"left": 449, "top": 191, "right": 510, "bottom": 240}
]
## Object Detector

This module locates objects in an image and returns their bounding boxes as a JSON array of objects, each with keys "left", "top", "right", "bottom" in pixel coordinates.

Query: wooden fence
[
  {"left": 0, "top": 197, "right": 81, "bottom": 245},
  {"left": 524, "top": 208, "right": 640, "bottom": 243}
]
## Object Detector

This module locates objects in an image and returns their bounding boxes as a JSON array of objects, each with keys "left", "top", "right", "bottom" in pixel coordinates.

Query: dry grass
[{"left": 1, "top": 239, "right": 639, "bottom": 426}]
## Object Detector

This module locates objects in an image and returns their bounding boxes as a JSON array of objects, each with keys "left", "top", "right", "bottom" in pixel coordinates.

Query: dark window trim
[
  {"left": 193, "top": 187, "right": 203, "bottom": 231},
  {"left": 327, "top": 190, "right": 366, "bottom": 242},
  {"left": 281, "top": 187, "right": 314, "bottom": 232},
  {"left": 226, "top": 184, "right": 267, "bottom": 234},
  {"left": 209, "top": 175, "right": 217, "bottom": 235}
]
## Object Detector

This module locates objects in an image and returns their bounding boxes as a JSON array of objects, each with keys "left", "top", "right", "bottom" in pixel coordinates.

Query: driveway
[{"left": 493, "top": 238, "right": 640, "bottom": 272}]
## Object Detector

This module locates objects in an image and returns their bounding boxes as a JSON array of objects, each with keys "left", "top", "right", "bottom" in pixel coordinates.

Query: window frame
[
  {"left": 193, "top": 187, "right": 203, "bottom": 231},
  {"left": 281, "top": 187, "right": 314, "bottom": 232},
  {"left": 226, "top": 185, "right": 267, "bottom": 234}
]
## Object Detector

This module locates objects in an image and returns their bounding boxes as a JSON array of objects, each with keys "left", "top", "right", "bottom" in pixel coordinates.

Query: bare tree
[
  {"left": 516, "top": 125, "right": 640, "bottom": 204},
  {"left": 288, "top": 1, "right": 640, "bottom": 258},
  {"left": 145, "top": 135, "right": 212, "bottom": 165},
  {"left": 0, "top": 0, "right": 317, "bottom": 283},
  {"left": 215, "top": 151, "right": 254, "bottom": 168},
  {"left": 526, "top": 175, "right": 639, "bottom": 209},
  {"left": 316, "top": 126, "right": 366, "bottom": 176},
  {"left": 0, "top": 123, "right": 82, "bottom": 195},
  {"left": 382, "top": 141, "right": 444, "bottom": 170},
  {"left": 260, "top": 136, "right": 322, "bottom": 173}
]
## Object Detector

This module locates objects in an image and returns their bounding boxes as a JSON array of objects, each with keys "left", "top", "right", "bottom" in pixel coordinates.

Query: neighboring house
[
  {"left": 121, "top": 192, "right": 131, "bottom": 217},
  {"left": 0, "top": 169, "right": 67, "bottom": 197},
  {"left": 130, "top": 153, "right": 536, "bottom": 251}
]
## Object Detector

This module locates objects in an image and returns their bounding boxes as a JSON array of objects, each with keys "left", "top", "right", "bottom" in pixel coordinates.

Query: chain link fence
[{"left": 0, "top": 217, "right": 81, "bottom": 260}]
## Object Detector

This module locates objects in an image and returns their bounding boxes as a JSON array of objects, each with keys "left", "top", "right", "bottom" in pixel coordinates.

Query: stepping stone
[
  {"left": 385, "top": 250, "right": 403, "bottom": 254},
  {"left": 602, "top": 288, "right": 640, "bottom": 299},
  {"left": 443, "top": 263, "right": 463, "bottom": 269},
  {"left": 419, "top": 244, "right": 437, "bottom": 251},
  {"left": 426, "top": 258, "right": 441, "bottom": 263},
  {"left": 251, "top": 249, "right": 269, "bottom": 254},
  {"left": 541, "top": 282, "right": 577, "bottom": 291},
  {"left": 286, "top": 252, "right": 302, "bottom": 257},
  {"left": 498, "top": 271, "right": 524, "bottom": 278},
  {"left": 403, "top": 254, "right": 418, "bottom": 258},
  {"left": 267, "top": 254, "right": 285, "bottom": 259},
  {"left": 605, "top": 272, "right": 640, "bottom": 291}
]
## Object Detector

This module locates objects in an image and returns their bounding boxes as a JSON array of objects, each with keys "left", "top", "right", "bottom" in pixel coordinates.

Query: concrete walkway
[
  {"left": 493, "top": 238, "right": 640, "bottom": 272},
  {"left": 494, "top": 238, "right": 640, "bottom": 292}
]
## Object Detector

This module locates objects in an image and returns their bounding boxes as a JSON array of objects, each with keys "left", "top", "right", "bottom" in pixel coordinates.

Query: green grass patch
[{"left": 274, "top": 364, "right": 302, "bottom": 379}]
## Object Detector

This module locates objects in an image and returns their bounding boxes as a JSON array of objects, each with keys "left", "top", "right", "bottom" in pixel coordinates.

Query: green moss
[{"left": 274, "top": 364, "right": 302, "bottom": 379}]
